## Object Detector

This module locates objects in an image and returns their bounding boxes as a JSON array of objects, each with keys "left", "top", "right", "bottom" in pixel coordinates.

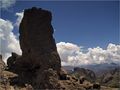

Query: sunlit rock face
[{"left": 0, "top": 55, "right": 5, "bottom": 73}]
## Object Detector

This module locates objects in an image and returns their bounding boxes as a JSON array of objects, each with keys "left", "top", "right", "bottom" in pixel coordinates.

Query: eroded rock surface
[
  {"left": 73, "top": 67, "right": 96, "bottom": 83},
  {"left": 18, "top": 7, "right": 61, "bottom": 72},
  {"left": 0, "top": 55, "right": 5, "bottom": 73},
  {"left": 7, "top": 7, "right": 61, "bottom": 89},
  {"left": 7, "top": 52, "right": 20, "bottom": 70}
]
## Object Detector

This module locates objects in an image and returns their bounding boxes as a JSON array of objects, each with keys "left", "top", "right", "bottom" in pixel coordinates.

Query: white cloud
[
  {"left": 0, "top": 18, "right": 22, "bottom": 63},
  {"left": 0, "top": 0, "right": 16, "bottom": 9},
  {"left": 15, "top": 12, "right": 24, "bottom": 27},
  {"left": 57, "top": 42, "right": 120, "bottom": 66},
  {"left": 0, "top": 11, "right": 23, "bottom": 63},
  {"left": 0, "top": 11, "right": 119, "bottom": 67}
]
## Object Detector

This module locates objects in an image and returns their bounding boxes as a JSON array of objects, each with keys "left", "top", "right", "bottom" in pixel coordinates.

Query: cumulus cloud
[
  {"left": 0, "top": 11, "right": 23, "bottom": 63},
  {"left": 0, "top": 18, "right": 22, "bottom": 63},
  {"left": 15, "top": 12, "right": 24, "bottom": 27},
  {"left": 57, "top": 42, "right": 120, "bottom": 66},
  {"left": 0, "top": 10, "right": 119, "bottom": 67},
  {"left": 0, "top": 0, "right": 16, "bottom": 9}
]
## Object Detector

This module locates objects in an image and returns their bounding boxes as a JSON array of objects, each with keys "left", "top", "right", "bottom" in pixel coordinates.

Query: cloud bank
[
  {"left": 57, "top": 42, "right": 120, "bottom": 66},
  {"left": 0, "top": 18, "right": 22, "bottom": 63},
  {"left": 0, "top": 11, "right": 23, "bottom": 62},
  {"left": 0, "top": 0, "right": 16, "bottom": 9}
]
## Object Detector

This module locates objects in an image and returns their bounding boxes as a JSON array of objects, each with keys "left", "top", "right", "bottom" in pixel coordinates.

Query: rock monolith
[{"left": 10, "top": 7, "right": 61, "bottom": 89}]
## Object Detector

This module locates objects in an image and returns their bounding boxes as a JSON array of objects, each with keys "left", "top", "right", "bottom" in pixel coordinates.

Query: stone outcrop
[
  {"left": 93, "top": 83, "right": 101, "bottom": 89},
  {"left": 59, "top": 68, "right": 68, "bottom": 80},
  {"left": 7, "top": 7, "right": 61, "bottom": 89},
  {"left": 7, "top": 52, "right": 20, "bottom": 70},
  {"left": 18, "top": 7, "right": 61, "bottom": 72},
  {"left": 79, "top": 76, "right": 85, "bottom": 84},
  {"left": 73, "top": 67, "right": 96, "bottom": 82},
  {"left": 18, "top": 7, "right": 61, "bottom": 71},
  {"left": 100, "top": 68, "right": 120, "bottom": 88}
]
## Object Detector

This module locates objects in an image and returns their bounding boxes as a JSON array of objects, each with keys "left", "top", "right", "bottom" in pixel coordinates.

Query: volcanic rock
[
  {"left": 73, "top": 67, "right": 96, "bottom": 82},
  {"left": 79, "top": 76, "right": 85, "bottom": 84},
  {"left": 93, "top": 83, "right": 101, "bottom": 89},
  {"left": 7, "top": 7, "right": 61, "bottom": 89},
  {"left": 59, "top": 68, "right": 68, "bottom": 80},
  {"left": 7, "top": 52, "right": 20, "bottom": 70},
  {"left": 18, "top": 7, "right": 61, "bottom": 72}
]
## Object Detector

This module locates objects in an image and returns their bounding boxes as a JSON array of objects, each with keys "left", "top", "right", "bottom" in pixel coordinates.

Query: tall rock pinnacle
[
  {"left": 19, "top": 7, "right": 61, "bottom": 72},
  {"left": 9, "top": 7, "right": 61, "bottom": 89}
]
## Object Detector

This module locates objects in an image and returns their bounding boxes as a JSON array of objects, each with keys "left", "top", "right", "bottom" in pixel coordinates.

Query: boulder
[
  {"left": 59, "top": 68, "right": 68, "bottom": 80},
  {"left": 7, "top": 52, "right": 20, "bottom": 70},
  {"left": 17, "top": 7, "right": 61, "bottom": 73},
  {"left": 93, "top": 83, "right": 101, "bottom": 89},
  {"left": 79, "top": 76, "right": 85, "bottom": 84}
]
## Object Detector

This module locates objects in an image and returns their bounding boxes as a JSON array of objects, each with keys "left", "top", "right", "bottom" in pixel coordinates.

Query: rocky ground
[{"left": 0, "top": 56, "right": 119, "bottom": 90}]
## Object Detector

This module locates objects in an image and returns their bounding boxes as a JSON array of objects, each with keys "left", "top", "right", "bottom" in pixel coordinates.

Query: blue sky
[
  {"left": 1, "top": 1, "right": 119, "bottom": 49},
  {"left": 0, "top": 0, "right": 120, "bottom": 65}
]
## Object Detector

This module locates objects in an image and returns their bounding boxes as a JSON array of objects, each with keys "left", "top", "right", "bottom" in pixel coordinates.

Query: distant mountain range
[
  {"left": 62, "top": 62, "right": 120, "bottom": 88},
  {"left": 63, "top": 62, "right": 119, "bottom": 75}
]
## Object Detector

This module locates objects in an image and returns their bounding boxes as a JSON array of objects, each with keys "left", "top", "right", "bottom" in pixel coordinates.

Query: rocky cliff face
[
  {"left": 19, "top": 7, "right": 61, "bottom": 72},
  {"left": 18, "top": 7, "right": 61, "bottom": 71},
  {"left": 73, "top": 67, "right": 96, "bottom": 83},
  {"left": 10, "top": 7, "right": 61, "bottom": 89},
  {"left": 99, "top": 68, "right": 120, "bottom": 88}
]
